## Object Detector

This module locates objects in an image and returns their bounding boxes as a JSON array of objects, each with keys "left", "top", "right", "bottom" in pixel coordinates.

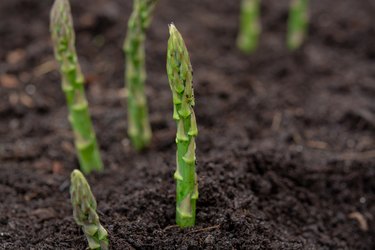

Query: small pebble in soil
[
  {"left": 9, "top": 119, "right": 20, "bottom": 130},
  {"left": 121, "top": 138, "right": 132, "bottom": 153},
  {"left": 204, "top": 234, "right": 215, "bottom": 245},
  {"left": 359, "top": 197, "right": 366, "bottom": 204},
  {"left": 25, "top": 84, "right": 36, "bottom": 95},
  {"left": 295, "top": 145, "right": 304, "bottom": 152}
]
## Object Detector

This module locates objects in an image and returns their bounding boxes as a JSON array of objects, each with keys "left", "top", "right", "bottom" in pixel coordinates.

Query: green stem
[
  {"left": 237, "top": 0, "right": 261, "bottom": 54},
  {"left": 287, "top": 0, "right": 309, "bottom": 50},
  {"left": 167, "top": 24, "right": 199, "bottom": 228},
  {"left": 124, "top": 0, "right": 157, "bottom": 151},
  {"left": 50, "top": 0, "right": 103, "bottom": 174}
]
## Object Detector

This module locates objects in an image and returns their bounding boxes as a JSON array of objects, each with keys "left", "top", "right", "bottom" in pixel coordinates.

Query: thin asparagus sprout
[
  {"left": 123, "top": 0, "right": 158, "bottom": 151},
  {"left": 50, "top": 0, "right": 103, "bottom": 174},
  {"left": 167, "top": 24, "right": 199, "bottom": 228}
]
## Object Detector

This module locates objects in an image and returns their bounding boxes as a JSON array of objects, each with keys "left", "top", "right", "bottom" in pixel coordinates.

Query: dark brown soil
[{"left": 1, "top": 0, "right": 374, "bottom": 249}]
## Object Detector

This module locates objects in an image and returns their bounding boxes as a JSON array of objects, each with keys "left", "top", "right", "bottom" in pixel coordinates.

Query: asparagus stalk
[
  {"left": 70, "top": 170, "right": 109, "bottom": 250},
  {"left": 237, "top": 0, "right": 261, "bottom": 54},
  {"left": 50, "top": 0, "right": 103, "bottom": 174},
  {"left": 167, "top": 24, "right": 199, "bottom": 228},
  {"left": 123, "top": 0, "right": 158, "bottom": 151},
  {"left": 287, "top": 0, "right": 309, "bottom": 50}
]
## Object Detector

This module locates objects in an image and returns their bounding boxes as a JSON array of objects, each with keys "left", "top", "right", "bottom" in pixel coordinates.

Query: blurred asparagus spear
[
  {"left": 124, "top": 0, "right": 158, "bottom": 151},
  {"left": 287, "top": 0, "right": 309, "bottom": 50},
  {"left": 70, "top": 170, "right": 109, "bottom": 250},
  {"left": 50, "top": 0, "right": 103, "bottom": 174},
  {"left": 237, "top": 0, "right": 261, "bottom": 53},
  {"left": 167, "top": 24, "right": 199, "bottom": 228}
]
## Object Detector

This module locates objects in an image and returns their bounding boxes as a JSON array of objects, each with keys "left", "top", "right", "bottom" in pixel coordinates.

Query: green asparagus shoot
[
  {"left": 123, "top": 0, "right": 158, "bottom": 151},
  {"left": 287, "top": 0, "right": 309, "bottom": 50},
  {"left": 70, "top": 170, "right": 109, "bottom": 250},
  {"left": 237, "top": 0, "right": 261, "bottom": 54},
  {"left": 50, "top": 0, "right": 103, "bottom": 174},
  {"left": 167, "top": 24, "right": 199, "bottom": 228}
]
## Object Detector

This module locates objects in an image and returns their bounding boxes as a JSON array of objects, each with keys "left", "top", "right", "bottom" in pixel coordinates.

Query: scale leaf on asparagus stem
[
  {"left": 237, "top": 0, "right": 261, "bottom": 53},
  {"left": 70, "top": 170, "right": 109, "bottom": 250},
  {"left": 167, "top": 24, "right": 199, "bottom": 228},
  {"left": 50, "top": 0, "right": 103, "bottom": 174},
  {"left": 124, "top": 0, "right": 158, "bottom": 151},
  {"left": 287, "top": 0, "right": 309, "bottom": 50}
]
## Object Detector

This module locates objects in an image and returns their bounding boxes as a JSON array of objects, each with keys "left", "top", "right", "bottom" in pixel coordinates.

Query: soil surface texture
[{"left": 0, "top": 0, "right": 374, "bottom": 249}]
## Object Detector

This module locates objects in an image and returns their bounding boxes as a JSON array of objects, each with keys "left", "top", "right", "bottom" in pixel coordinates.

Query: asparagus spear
[
  {"left": 237, "top": 0, "right": 261, "bottom": 54},
  {"left": 50, "top": 0, "right": 103, "bottom": 174},
  {"left": 70, "top": 170, "right": 109, "bottom": 250},
  {"left": 167, "top": 24, "right": 199, "bottom": 228},
  {"left": 124, "top": 0, "right": 158, "bottom": 151},
  {"left": 287, "top": 0, "right": 309, "bottom": 50}
]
